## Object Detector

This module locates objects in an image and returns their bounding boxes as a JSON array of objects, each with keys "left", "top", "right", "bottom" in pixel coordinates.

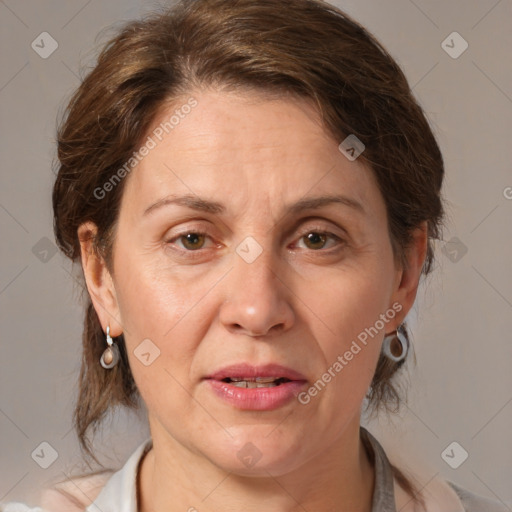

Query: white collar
[
  {"left": 84, "top": 430, "right": 467, "bottom": 512},
  {"left": 85, "top": 429, "right": 394, "bottom": 511},
  {"left": 85, "top": 438, "right": 152, "bottom": 512}
]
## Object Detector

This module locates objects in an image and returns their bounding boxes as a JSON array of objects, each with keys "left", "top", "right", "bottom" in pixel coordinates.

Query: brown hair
[{"left": 53, "top": 0, "right": 443, "bottom": 504}]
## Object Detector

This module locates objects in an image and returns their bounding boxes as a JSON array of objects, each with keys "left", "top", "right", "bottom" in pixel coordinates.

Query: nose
[{"left": 219, "top": 243, "right": 295, "bottom": 337}]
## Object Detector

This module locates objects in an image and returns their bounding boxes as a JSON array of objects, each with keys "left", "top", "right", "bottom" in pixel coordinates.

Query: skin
[{"left": 78, "top": 88, "right": 427, "bottom": 512}]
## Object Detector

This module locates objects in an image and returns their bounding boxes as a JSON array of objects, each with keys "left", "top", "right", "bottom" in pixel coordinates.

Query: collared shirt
[
  {"left": 1, "top": 428, "right": 509, "bottom": 511},
  {"left": 83, "top": 427, "right": 509, "bottom": 512}
]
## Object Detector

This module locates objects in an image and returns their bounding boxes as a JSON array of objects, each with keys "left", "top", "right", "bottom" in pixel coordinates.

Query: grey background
[{"left": 1, "top": 0, "right": 511, "bottom": 507}]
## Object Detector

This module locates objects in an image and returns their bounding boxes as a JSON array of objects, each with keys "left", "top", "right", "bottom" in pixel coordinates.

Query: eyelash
[{"left": 165, "top": 225, "right": 346, "bottom": 259}]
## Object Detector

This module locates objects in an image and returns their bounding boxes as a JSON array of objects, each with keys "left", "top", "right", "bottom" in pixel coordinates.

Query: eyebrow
[{"left": 142, "top": 193, "right": 365, "bottom": 217}]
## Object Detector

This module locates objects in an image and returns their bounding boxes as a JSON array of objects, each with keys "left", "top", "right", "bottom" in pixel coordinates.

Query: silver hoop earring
[
  {"left": 382, "top": 324, "right": 408, "bottom": 363},
  {"left": 100, "top": 326, "right": 120, "bottom": 369}
]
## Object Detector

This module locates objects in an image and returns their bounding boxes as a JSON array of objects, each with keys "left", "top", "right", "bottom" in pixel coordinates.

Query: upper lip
[{"left": 205, "top": 363, "right": 307, "bottom": 381}]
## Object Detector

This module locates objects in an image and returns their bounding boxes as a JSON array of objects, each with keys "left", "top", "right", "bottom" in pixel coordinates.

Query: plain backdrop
[{"left": 1, "top": 0, "right": 511, "bottom": 507}]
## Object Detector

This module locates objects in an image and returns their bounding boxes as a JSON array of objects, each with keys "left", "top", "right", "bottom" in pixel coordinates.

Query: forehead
[{"left": 120, "top": 88, "right": 382, "bottom": 220}]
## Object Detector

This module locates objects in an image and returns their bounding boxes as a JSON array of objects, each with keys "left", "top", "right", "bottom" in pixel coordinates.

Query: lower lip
[{"left": 205, "top": 379, "right": 307, "bottom": 411}]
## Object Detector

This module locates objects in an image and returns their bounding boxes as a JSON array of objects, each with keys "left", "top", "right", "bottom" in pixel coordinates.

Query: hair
[{"left": 53, "top": 0, "right": 443, "bottom": 506}]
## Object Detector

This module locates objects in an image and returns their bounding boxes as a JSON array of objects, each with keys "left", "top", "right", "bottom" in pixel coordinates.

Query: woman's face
[{"left": 82, "top": 88, "right": 424, "bottom": 476}]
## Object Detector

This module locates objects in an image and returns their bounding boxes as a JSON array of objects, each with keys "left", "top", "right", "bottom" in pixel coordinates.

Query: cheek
[
  {"left": 114, "top": 248, "right": 205, "bottom": 338},
  {"left": 316, "top": 259, "right": 395, "bottom": 342},
  {"left": 111, "top": 257, "right": 200, "bottom": 390},
  {"left": 306, "top": 253, "right": 394, "bottom": 401},
  {"left": 112, "top": 247, "right": 234, "bottom": 386}
]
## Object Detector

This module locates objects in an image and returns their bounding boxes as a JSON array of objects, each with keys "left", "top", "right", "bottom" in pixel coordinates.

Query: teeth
[
  {"left": 221, "top": 376, "right": 291, "bottom": 388},
  {"left": 255, "top": 377, "right": 279, "bottom": 383},
  {"left": 229, "top": 377, "right": 279, "bottom": 383},
  {"left": 231, "top": 380, "right": 278, "bottom": 388}
]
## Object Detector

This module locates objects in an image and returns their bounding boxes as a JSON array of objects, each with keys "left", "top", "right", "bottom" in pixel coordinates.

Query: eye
[
  {"left": 295, "top": 229, "right": 344, "bottom": 251},
  {"left": 166, "top": 231, "right": 214, "bottom": 251},
  {"left": 164, "top": 225, "right": 345, "bottom": 257}
]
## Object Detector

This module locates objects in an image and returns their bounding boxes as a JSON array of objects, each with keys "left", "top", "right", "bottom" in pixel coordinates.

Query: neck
[{"left": 138, "top": 419, "right": 375, "bottom": 512}]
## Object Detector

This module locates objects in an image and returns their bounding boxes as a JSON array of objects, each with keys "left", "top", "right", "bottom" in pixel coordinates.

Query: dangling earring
[
  {"left": 382, "top": 324, "right": 408, "bottom": 362},
  {"left": 100, "top": 325, "right": 120, "bottom": 369}
]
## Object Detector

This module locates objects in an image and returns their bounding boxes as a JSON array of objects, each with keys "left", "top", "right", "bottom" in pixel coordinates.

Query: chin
[{"left": 203, "top": 426, "right": 308, "bottom": 476}]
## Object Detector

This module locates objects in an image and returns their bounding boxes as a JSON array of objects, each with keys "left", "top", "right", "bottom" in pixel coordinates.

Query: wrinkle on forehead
[{"left": 121, "top": 88, "right": 381, "bottom": 231}]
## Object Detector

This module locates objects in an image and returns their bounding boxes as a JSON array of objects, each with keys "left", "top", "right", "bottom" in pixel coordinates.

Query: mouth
[
  {"left": 203, "top": 363, "right": 307, "bottom": 410},
  {"left": 205, "top": 363, "right": 307, "bottom": 384},
  {"left": 219, "top": 377, "right": 292, "bottom": 388}
]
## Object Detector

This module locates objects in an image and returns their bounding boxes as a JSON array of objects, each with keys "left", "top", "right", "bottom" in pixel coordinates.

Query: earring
[
  {"left": 382, "top": 324, "right": 408, "bottom": 362},
  {"left": 100, "top": 326, "right": 120, "bottom": 369}
]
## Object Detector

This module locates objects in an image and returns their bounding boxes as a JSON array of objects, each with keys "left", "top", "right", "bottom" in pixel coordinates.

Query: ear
[
  {"left": 77, "top": 221, "right": 123, "bottom": 337},
  {"left": 388, "top": 221, "right": 428, "bottom": 328}
]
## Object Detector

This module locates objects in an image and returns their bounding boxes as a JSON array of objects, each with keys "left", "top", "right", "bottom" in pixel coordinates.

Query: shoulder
[
  {"left": 365, "top": 429, "right": 509, "bottom": 512},
  {"left": 448, "top": 481, "right": 511, "bottom": 512},
  {"left": 0, "top": 504, "right": 45, "bottom": 512},
  {"left": 0, "top": 471, "right": 116, "bottom": 512},
  {"left": 39, "top": 471, "right": 114, "bottom": 512},
  {"left": 18, "top": 438, "right": 152, "bottom": 512},
  {"left": 393, "top": 474, "right": 510, "bottom": 512}
]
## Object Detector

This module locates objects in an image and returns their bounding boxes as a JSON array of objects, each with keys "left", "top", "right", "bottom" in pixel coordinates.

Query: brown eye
[
  {"left": 179, "top": 232, "right": 206, "bottom": 250},
  {"left": 302, "top": 232, "right": 328, "bottom": 250},
  {"left": 294, "top": 227, "right": 345, "bottom": 253}
]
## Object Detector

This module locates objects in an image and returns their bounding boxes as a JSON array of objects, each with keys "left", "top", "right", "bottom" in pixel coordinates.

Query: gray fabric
[
  {"left": 361, "top": 427, "right": 398, "bottom": 511},
  {"left": 361, "top": 427, "right": 511, "bottom": 512},
  {"left": 449, "top": 481, "right": 511, "bottom": 512}
]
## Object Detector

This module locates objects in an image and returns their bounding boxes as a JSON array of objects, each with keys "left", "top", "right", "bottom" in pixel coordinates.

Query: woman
[{"left": 1, "top": 0, "right": 508, "bottom": 510}]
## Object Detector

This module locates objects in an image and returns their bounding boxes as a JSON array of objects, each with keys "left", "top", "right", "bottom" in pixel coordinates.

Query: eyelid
[
  {"left": 165, "top": 227, "right": 218, "bottom": 254},
  {"left": 164, "top": 219, "right": 347, "bottom": 257},
  {"left": 295, "top": 220, "right": 346, "bottom": 237},
  {"left": 165, "top": 218, "right": 346, "bottom": 242},
  {"left": 292, "top": 225, "right": 346, "bottom": 251}
]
